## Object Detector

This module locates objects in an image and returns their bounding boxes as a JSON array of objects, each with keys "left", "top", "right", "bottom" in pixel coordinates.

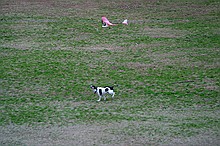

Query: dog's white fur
[{"left": 90, "top": 85, "right": 115, "bottom": 101}]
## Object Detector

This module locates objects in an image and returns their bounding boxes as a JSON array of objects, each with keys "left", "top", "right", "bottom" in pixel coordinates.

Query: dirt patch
[
  {"left": 83, "top": 45, "right": 126, "bottom": 52},
  {"left": 143, "top": 27, "right": 189, "bottom": 38},
  {"left": 0, "top": 0, "right": 100, "bottom": 17},
  {"left": 1, "top": 114, "right": 219, "bottom": 146},
  {"left": 199, "top": 78, "right": 219, "bottom": 92},
  {"left": 169, "top": 130, "right": 220, "bottom": 146},
  {"left": 0, "top": 122, "right": 135, "bottom": 146},
  {"left": 124, "top": 50, "right": 190, "bottom": 71},
  {"left": 2, "top": 41, "right": 36, "bottom": 50},
  {"left": 126, "top": 62, "right": 157, "bottom": 70}
]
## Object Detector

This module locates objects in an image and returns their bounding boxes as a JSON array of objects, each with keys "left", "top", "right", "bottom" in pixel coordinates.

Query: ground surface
[{"left": 1, "top": 0, "right": 220, "bottom": 145}]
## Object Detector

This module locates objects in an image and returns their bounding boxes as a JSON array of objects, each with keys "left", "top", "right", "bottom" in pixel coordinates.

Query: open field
[{"left": 1, "top": 0, "right": 220, "bottom": 145}]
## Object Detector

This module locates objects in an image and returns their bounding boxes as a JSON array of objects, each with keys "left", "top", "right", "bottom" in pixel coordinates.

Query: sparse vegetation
[{"left": 0, "top": 0, "right": 220, "bottom": 145}]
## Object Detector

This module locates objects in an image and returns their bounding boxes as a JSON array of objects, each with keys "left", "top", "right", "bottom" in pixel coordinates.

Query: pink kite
[
  {"left": 101, "top": 16, "right": 128, "bottom": 27},
  {"left": 101, "top": 16, "right": 117, "bottom": 27}
]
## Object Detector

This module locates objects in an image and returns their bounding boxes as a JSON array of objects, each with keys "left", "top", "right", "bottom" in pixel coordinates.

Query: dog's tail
[{"left": 104, "top": 84, "right": 118, "bottom": 90}]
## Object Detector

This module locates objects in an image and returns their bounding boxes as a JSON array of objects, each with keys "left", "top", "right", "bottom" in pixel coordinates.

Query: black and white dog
[{"left": 90, "top": 85, "right": 115, "bottom": 101}]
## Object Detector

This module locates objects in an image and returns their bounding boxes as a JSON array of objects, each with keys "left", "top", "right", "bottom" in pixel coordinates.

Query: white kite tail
[{"left": 122, "top": 19, "right": 128, "bottom": 25}]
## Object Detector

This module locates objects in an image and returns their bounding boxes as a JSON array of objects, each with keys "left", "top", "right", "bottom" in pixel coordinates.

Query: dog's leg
[
  {"left": 112, "top": 92, "right": 115, "bottom": 99},
  {"left": 104, "top": 96, "right": 106, "bottom": 101},
  {"left": 97, "top": 95, "right": 102, "bottom": 102}
]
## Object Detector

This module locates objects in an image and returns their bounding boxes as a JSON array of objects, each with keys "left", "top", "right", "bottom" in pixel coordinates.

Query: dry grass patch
[
  {"left": 143, "top": 27, "right": 189, "bottom": 38},
  {"left": 1, "top": 107, "right": 219, "bottom": 145},
  {"left": 126, "top": 62, "right": 156, "bottom": 70},
  {"left": 124, "top": 50, "right": 190, "bottom": 71},
  {"left": 1, "top": 0, "right": 219, "bottom": 145},
  {"left": 83, "top": 45, "right": 125, "bottom": 51}
]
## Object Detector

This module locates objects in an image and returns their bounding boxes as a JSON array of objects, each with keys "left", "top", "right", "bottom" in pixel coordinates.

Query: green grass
[{"left": 0, "top": 0, "right": 220, "bottom": 144}]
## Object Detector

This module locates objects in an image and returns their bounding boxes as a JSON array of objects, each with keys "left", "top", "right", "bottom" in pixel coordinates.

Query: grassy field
[{"left": 1, "top": 0, "right": 220, "bottom": 145}]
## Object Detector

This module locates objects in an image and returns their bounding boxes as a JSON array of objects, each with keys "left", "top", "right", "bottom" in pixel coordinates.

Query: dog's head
[
  {"left": 90, "top": 85, "right": 96, "bottom": 89},
  {"left": 90, "top": 85, "right": 97, "bottom": 94}
]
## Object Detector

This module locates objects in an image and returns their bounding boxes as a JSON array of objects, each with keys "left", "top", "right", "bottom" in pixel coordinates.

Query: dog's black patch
[
  {"left": 99, "top": 89, "right": 102, "bottom": 96},
  {"left": 105, "top": 88, "right": 109, "bottom": 92},
  {"left": 105, "top": 86, "right": 114, "bottom": 90}
]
